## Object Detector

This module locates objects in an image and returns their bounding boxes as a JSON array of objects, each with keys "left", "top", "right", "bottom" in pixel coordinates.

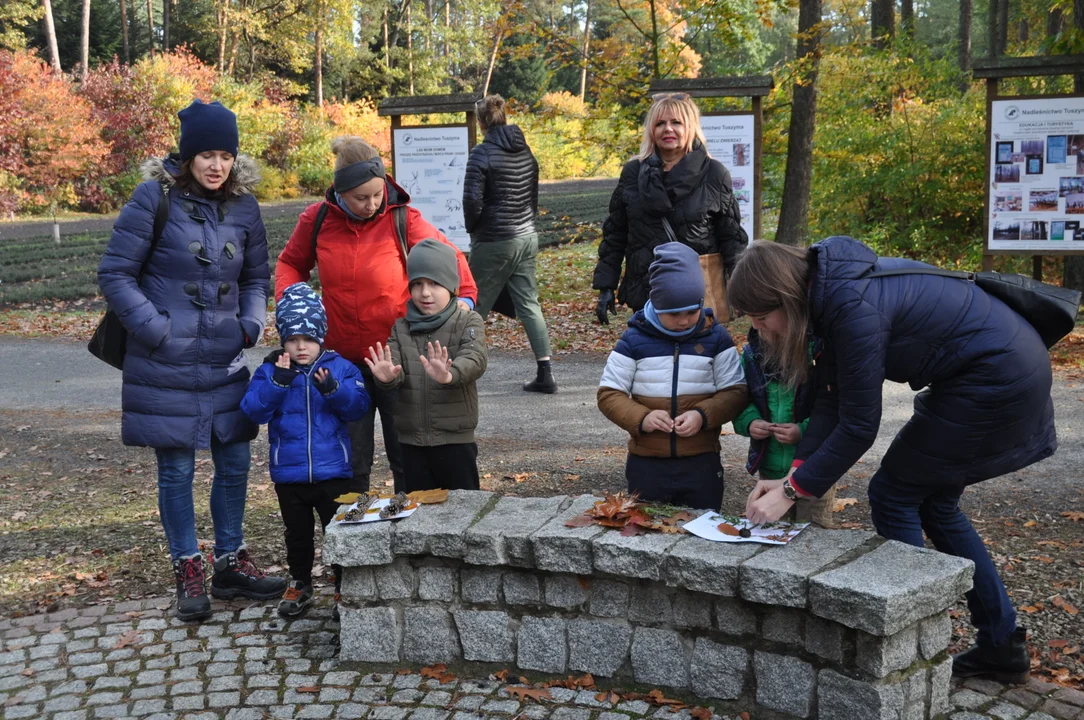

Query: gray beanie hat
[
  {"left": 407, "top": 239, "right": 459, "bottom": 293},
  {"left": 648, "top": 243, "right": 704, "bottom": 312}
]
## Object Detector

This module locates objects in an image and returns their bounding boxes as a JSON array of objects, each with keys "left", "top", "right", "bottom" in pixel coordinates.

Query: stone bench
[{"left": 324, "top": 491, "right": 974, "bottom": 720}]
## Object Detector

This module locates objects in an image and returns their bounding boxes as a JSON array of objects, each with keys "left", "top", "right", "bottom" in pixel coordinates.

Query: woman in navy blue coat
[
  {"left": 97, "top": 100, "right": 286, "bottom": 621},
  {"left": 729, "top": 237, "right": 1056, "bottom": 684}
]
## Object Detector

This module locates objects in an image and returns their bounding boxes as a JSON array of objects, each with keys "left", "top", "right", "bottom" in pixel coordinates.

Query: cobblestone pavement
[{"left": 2, "top": 596, "right": 1083, "bottom": 720}]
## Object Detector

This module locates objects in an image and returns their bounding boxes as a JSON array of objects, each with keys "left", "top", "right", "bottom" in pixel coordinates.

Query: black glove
[
  {"left": 313, "top": 372, "right": 339, "bottom": 396},
  {"left": 596, "top": 289, "right": 617, "bottom": 325},
  {"left": 272, "top": 364, "right": 299, "bottom": 388}
]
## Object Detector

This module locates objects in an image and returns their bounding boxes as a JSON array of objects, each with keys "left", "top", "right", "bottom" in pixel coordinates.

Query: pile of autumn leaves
[
  {"left": 563, "top": 493, "right": 695, "bottom": 537},
  {"left": 414, "top": 664, "right": 744, "bottom": 720}
]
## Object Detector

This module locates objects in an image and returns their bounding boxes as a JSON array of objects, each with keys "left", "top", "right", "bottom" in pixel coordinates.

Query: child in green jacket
[{"left": 732, "top": 329, "right": 836, "bottom": 526}]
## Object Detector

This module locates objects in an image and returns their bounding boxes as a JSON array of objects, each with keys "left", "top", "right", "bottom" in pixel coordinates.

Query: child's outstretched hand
[
  {"left": 641, "top": 409, "right": 674, "bottom": 433},
  {"left": 364, "top": 343, "right": 402, "bottom": 383},
  {"left": 312, "top": 367, "right": 338, "bottom": 396},
  {"left": 419, "top": 341, "right": 454, "bottom": 384},
  {"left": 272, "top": 353, "right": 298, "bottom": 387},
  {"left": 673, "top": 410, "right": 704, "bottom": 437}
]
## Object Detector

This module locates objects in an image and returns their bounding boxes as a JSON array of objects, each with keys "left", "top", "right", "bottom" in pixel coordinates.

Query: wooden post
[
  {"left": 467, "top": 111, "right": 478, "bottom": 149},
  {"left": 752, "top": 95, "right": 763, "bottom": 240},
  {"left": 1033, "top": 256, "right": 1043, "bottom": 281}
]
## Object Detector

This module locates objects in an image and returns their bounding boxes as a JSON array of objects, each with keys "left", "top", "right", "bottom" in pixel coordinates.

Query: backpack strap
[
  {"left": 310, "top": 202, "right": 331, "bottom": 253},
  {"left": 137, "top": 181, "right": 170, "bottom": 281},
  {"left": 392, "top": 204, "right": 409, "bottom": 268}
]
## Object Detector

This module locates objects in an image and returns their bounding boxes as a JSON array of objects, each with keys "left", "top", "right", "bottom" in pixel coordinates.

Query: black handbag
[
  {"left": 868, "top": 266, "right": 1081, "bottom": 349},
  {"left": 88, "top": 183, "right": 170, "bottom": 369}
]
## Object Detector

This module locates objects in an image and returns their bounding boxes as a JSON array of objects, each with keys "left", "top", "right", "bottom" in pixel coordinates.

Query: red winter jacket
[{"left": 275, "top": 179, "right": 478, "bottom": 363}]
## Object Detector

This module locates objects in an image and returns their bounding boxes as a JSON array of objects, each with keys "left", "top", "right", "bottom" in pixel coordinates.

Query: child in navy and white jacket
[
  {"left": 241, "top": 282, "right": 371, "bottom": 617},
  {"left": 597, "top": 243, "right": 747, "bottom": 510}
]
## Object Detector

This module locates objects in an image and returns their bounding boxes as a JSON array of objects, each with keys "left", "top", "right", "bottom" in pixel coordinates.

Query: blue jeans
[
  {"left": 155, "top": 438, "right": 250, "bottom": 561},
  {"left": 867, "top": 467, "right": 1017, "bottom": 647}
]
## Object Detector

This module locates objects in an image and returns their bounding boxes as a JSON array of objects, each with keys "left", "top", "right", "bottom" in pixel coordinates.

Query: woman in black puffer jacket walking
[
  {"left": 463, "top": 95, "right": 556, "bottom": 393},
  {"left": 593, "top": 93, "right": 748, "bottom": 322}
]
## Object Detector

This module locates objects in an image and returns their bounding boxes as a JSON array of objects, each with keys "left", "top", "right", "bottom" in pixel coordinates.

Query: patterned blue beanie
[{"left": 276, "top": 283, "right": 327, "bottom": 345}]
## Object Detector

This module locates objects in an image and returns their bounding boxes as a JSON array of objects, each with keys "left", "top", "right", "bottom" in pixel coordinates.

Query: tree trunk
[
  {"left": 119, "top": 0, "right": 130, "bottom": 62},
  {"left": 162, "top": 0, "right": 169, "bottom": 50},
  {"left": 901, "top": 0, "right": 914, "bottom": 43},
  {"left": 997, "top": 0, "right": 1008, "bottom": 54},
  {"left": 648, "top": 0, "right": 660, "bottom": 78},
  {"left": 217, "top": 1, "right": 228, "bottom": 70},
  {"left": 482, "top": 26, "right": 503, "bottom": 95},
  {"left": 1065, "top": 1, "right": 1084, "bottom": 294},
  {"left": 80, "top": 0, "right": 91, "bottom": 81},
  {"left": 425, "top": 0, "right": 432, "bottom": 52},
  {"left": 146, "top": 0, "right": 154, "bottom": 54},
  {"left": 383, "top": 6, "right": 390, "bottom": 68},
  {"left": 315, "top": 25, "right": 323, "bottom": 106},
  {"left": 407, "top": 2, "right": 414, "bottom": 95},
  {"left": 776, "top": 0, "right": 822, "bottom": 246},
  {"left": 41, "top": 0, "right": 61, "bottom": 72},
  {"left": 1049, "top": 8, "right": 1063, "bottom": 37},
  {"left": 870, "top": 0, "right": 894, "bottom": 48},
  {"left": 1017, "top": 18, "right": 1027, "bottom": 43},
  {"left": 444, "top": 0, "right": 449, "bottom": 57},
  {"left": 957, "top": 0, "right": 971, "bottom": 86},
  {"left": 579, "top": 0, "right": 591, "bottom": 101}
]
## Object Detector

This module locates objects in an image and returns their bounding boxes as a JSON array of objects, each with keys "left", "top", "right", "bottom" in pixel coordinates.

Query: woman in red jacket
[{"left": 275, "top": 136, "right": 478, "bottom": 492}]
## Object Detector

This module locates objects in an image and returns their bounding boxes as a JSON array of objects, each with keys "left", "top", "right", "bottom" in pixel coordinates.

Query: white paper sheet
[{"left": 683, "top": 512, "right": 808, "bottom": 545}]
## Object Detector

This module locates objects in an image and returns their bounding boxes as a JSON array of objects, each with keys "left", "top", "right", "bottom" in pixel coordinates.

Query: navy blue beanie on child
[
  {"left": 178, "top": 100, "right": 239, "bottom": 162},
  {"left": 276, "top": 283, "right": 328, "bottom": 345},
  {"left": 648, "top": 243, "right": 705, "bottom": 312}
]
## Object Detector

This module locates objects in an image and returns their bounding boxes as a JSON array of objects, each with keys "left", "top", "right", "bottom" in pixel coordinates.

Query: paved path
[{"left": 1, "top": 597, "right": 1082, "bottom": 720}]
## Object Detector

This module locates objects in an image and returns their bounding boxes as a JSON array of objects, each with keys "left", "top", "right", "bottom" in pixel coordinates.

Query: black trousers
[
  {"left": 274, "top": 477, "right": 353, "bottom": 587},
  {"left": 400, "top": 443, "right": 480, "bottom": 493},
  {"left": 625, "top": 452, "right": 724, "bottom": 511},
  {"left": 348, "top": 363, "right": 405, "bottom": 493}
]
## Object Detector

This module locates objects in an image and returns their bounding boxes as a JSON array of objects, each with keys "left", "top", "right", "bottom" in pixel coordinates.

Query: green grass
[{"left": 0, "top": 189, "right": 611, "bottom": 306}]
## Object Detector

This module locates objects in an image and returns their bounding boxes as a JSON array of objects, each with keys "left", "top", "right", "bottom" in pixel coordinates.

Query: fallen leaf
[
  {"left": 11, "top": 511, "right": 26, "bottom": 522},
  {"left": 113, "top": 629, "right": 141, "bottom": 649},
  {"left": 691, "top": 708, "right": 712, "bottom": 720},
  {"left": 519, "top": 676, "right": 530, "bottom": 685},
  {"left": 716, "top": 522, "right": 740, "bottom": 537},
  {"left": 577, "top": 576, "right": 590, "bottom": 590},
  {"left": 1053, "top": 596, "right": 1079, "bottom": 616},
  {"left": 1034, "top": 556, "right": 1054, "bottom": 564},
  {"left": 620, "top": 523, "right": 645, "bottom": 536},
  {"left": 1062, "top": 511, "right": 1084, "bottom": 522},
  {"left": 663, "top": 511, "right": 695, "bottom": 525},
  {"left": 408, "top": 489, "right": 449, "bottom": 504},
  {"left": 396, "top": 669, "right": 412, "bottom": 675},
  {"left": 833, "top": 497, "right": 859, "bottom": 512},
  {"left": 563, "top": 515, "right": 596, "bottom": 528},
  {"left": 740, "top": 713, "right": 751, "bottom": 720},
  {"left": 334, "top": 492, "right": 362, "bottom": 504},
  {"left": 647, "top": 689, "right": 684, "bottom": 707},
  {"left": 19, "top": 668, "right": 33, "bottom": 677},
  {"left": 658, "top": 525, "right": 687, "bottom": 534},
  {"left": 1049, "top": 639, "right": 1069, "bottom": 648},
  {"left": 297, "top": 686, "right": 319, "bottom": 693},
  {"left": 595, "top": 692, "right": 609, "bottom": 702},
  {"left": 1021, "top": 604, "right": 1043, "bottom": 613},
  {"left": 506, "top": 686, "right": 553, "bottom": 703},
  {"left": 1063, "top": 646, "right": 1079, "bottom": 656},
  {"left": 564, "top": 474, "right": 582, "bottom": 482},
  {"left": 493, "top": 669, "right": 510, "bottom": 682},
  {"left": 1024, "top": 520, "right": 1037, "bottom": 528},
  {"left": 572, "top": 673, "right": 595, "bottom": 688}
]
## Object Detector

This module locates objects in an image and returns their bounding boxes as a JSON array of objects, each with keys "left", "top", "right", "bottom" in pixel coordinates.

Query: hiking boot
[
  {"left": 172, "top": 555, "right": 212, "bottom": 622},
  {"left": 210, "top": 547, "right": 288, "bottom": 601},
  {"left": 278, "top": 580, "right": 315, "bottom": 618},
  {"left": 952, "top": 626, "right": 1030, "bottom": 684},
  {"left": 524, "top": 360, "right": 557, "bottom": 394}
]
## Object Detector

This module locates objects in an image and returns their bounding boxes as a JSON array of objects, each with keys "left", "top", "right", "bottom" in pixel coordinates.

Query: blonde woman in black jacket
[
  {"left": 462, "top": 94, "right": 556, "bottom": 394},
  {"left": 593, "top": 93, "right": 748, "bottom": 323}
]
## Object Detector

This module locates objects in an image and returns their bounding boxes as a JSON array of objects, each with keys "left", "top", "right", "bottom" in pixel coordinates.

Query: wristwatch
[{"left": 781, "top": 478, "right": 799, "bottom": 501}]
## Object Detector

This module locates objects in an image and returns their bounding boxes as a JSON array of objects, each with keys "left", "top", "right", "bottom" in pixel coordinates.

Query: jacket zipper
[
  {"left": 338, "top": 437, "right": 349, "bottom": 465},
  {"left": 670, "top": 343, "right": 679, "bottom": 458},
  {"left": 305, "top": 367, "right": 313, "bottom": 483},
  {"left": 423, "top": 333, "right": 432, "bottom": 445}
]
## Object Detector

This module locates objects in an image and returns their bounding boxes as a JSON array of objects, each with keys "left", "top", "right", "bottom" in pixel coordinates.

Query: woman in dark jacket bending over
[
  {"left": 592, "top": 92, "right": 747, "bottom": 323},
  {"left": 732, "top": 238, "right": 1057, "bottom": 684},
  {"left": 98, "top": 100, "right": 286, "bottom": 621},
  {"left": 463, "top": 94, "right": 556, "bottom": 393}
]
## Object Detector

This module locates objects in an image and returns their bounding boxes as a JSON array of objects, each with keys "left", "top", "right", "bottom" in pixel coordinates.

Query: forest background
[{"left": 0, "top": 0, "right": 1080, "bottom": 275}]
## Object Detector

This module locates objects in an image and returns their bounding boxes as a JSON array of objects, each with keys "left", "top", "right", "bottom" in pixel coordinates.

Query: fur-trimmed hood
[{"left": 140, "top": 153, "right": 262, "bottom": 197}]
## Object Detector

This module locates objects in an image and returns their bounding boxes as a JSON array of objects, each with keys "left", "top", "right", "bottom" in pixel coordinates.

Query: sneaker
[
  {"left": 210, "top": 547, "right": 288, "bottom": 601},
  {"left": 172, "top": 555, "right": 212, "bottom": 622},
  {"left": 278, "top": 580, "right": 315, "bottom": 618}
]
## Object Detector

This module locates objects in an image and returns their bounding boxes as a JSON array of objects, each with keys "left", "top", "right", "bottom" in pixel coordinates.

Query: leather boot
[
  {"left": 524, "top": 360, "right": 557, "bottom": 394},
  {"left": 172, "top": 555, "right": 212, "bottom": 622},
  {"left": 952, "top": 626, "right": 1030, "bottom": 684}
]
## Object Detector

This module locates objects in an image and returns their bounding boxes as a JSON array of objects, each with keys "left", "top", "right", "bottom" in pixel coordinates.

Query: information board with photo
[
  {"left": 988, "top": 96, "right": 1084, "bottom": 251},
  {"left": 392, "top": 126, "right": 470, "bottom": 251},
  {"left": 700, "top": 114, "right": 756, "bottom": 241}
]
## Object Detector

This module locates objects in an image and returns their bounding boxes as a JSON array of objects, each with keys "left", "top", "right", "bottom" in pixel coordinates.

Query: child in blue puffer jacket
[{"left": 241, "top": 283, "right": 371, "bottom": 617}]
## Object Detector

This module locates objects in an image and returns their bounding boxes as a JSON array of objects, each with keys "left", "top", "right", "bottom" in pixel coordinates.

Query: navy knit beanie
[
  {"left": 648, "top": 243, "right": 704, "bottom": 312},
  {"left": 178, "top": 100, "right": 239, "bottom": 162},
  {"left": 276, "top": 283, "right": 328, "bottom": 345}
]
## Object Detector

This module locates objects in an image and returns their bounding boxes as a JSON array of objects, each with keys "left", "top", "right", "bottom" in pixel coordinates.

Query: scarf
[
  {"left": 644, "top": 300, "right": 703, "bottom": 339},
  {"left": 637, "top": 140, "right": 711, "bottom": 217},
  {"left": 405, "top": 297, "right": 458, "bottom": 333}
]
